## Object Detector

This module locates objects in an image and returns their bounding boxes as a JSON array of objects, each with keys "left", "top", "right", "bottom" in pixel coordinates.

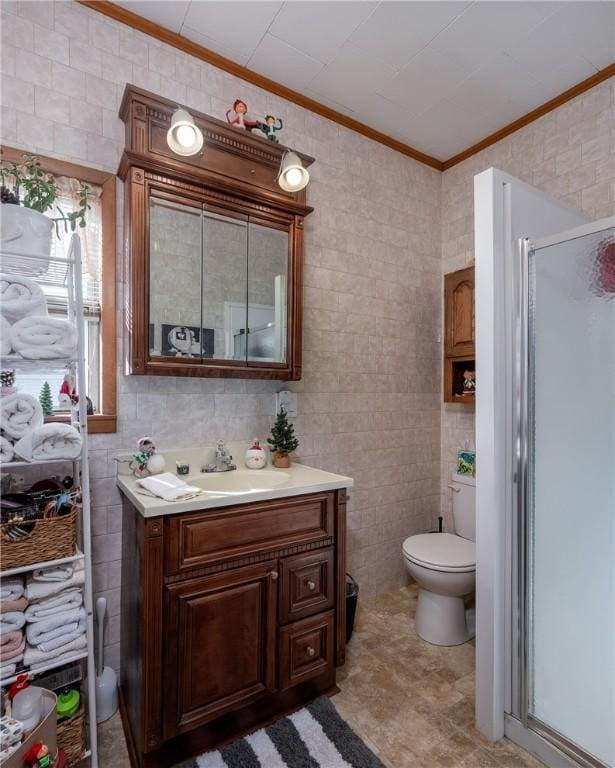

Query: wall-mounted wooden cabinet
[
  {"left": 118, "top": 85, "right": 314, "bottom": 380},
  {"left": 444, "top": 266, "right": 475, "bottom": 404}
]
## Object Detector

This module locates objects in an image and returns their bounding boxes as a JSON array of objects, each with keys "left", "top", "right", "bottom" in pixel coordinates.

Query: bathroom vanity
[{"left": 117, "top": 460, "right": 352, "bottom": 767}]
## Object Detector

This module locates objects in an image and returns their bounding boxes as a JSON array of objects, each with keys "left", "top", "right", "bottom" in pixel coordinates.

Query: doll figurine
[
  {"left": 260, "top": 115, "right": 283, "bottom": 142},
  {"left": 226, "top": 99, "right": 260, "bottom": 132},
  {"left": 58, "top": 372, "right": 76, "bottom": 409}
]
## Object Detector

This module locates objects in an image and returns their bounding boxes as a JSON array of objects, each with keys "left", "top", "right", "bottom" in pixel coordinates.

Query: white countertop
[{"left": 115, "top": 446, "right": 353, "bottom": 518}]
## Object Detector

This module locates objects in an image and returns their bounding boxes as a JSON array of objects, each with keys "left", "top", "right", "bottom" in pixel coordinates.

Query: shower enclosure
[
  {"left": 474, "top": 168, "right": 614, "bottom": 768},
  {"left": 513, "top": 220, "right": 615, "bottom": 768}
]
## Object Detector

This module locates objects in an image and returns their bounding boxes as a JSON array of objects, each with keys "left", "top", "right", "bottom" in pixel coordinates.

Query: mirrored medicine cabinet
[{"left": 118, "top": 85, "right": 314, "bottom": 380}]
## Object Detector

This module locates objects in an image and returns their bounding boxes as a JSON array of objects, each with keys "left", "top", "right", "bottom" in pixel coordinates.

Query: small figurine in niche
[
  {"left": 0, "top": 370, "right": 17, "bottom": 397},
  {"left": 225, "top": 99, "right": 260, "bottom": 132},
  {"left": 260, "top": 115, "right": 283, "bottom": 142},
  {"left": 58, "top": 372, "right": 76, "bottom": 409},
  {"left": 462, "top": 370, "right": 476, "bottom": 395}
]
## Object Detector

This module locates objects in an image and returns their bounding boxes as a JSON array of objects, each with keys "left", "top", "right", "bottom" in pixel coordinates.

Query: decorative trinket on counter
[
  {"left": 268, "top": 407, "right": 299, "bottom": 469},
  {"left": 130, "top": 436, "right": 160, "bottom": 478},
  {"left": 176, "top": 461, "right": 190, "bottom": 476},
  {"left": 260, "top": 115, "right": 283, "bottom": 142},
  {"left": 244, "top": 438, "right": 267, "bottom": 469}
]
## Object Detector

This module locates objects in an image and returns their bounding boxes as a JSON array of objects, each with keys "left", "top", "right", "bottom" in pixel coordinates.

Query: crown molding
[{"left": 79, "top": 1, "right": 614, "bottom": 173}]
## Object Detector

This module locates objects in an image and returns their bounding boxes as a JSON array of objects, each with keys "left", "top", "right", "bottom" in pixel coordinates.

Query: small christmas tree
[
  {"left": 268, "top": 407, "right": 299, "bottom": 467},
  {"left": 39, "top": 381, "right": 54, "bottom": 417}
]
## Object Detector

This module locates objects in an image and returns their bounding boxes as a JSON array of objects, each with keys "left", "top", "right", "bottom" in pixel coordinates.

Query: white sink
[{"left": 191, "top": 469, "right": 292, "bottom": 494}]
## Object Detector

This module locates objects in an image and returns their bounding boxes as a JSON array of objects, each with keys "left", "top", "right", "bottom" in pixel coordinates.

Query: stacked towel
[
  {"left": 0, "top": 274, "right": 47, "bottom": 324},
  {"left": 33, "top": 563, "right": 74, "bottom": 582},
  {"left": 0, "top": 612, "right": 26, "bottom": 635},
  {"left": 14, "top": 422, "right": 82, "bottom": 462},
  {"left": 0, "top": 578, "right": 24, "bottom": 602},
  {"left": 0, "top": 631, "right": 25, "bottom": 662},
  {"left": 26, "top": 561, "right": 84, "bottom": 601},
  {"left": 0, "top": 597, "right": 28, "bottom": 614},
  {"left": 1, "top": 315, "right": 11, "bottom": 356},
  {"left": 25, "top": 588, "right": 82, "bottom": 621},
  {"left": 0, "top": 435, "right": 14, "bottom": 463},
  {"left": 0, "top": 392, "right": 43, "bottom": 441},
  {"left": 0, "top": 660, "right": 20, "bottom": 679},
  {"left": 10, "top": 316, "right": 77, "bottom": 360},
  {"left": 23, "top": 634, "right": 86, "bottom": 671},
  {"left": 25, "top": 607, "right": 86, "bottom": 653}
]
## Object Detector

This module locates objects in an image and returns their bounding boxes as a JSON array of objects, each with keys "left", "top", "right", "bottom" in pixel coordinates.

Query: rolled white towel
[
  {"left": 0, "top": 578, "right": 23, "bottom": 602},
  {"left": 25, "top": 607, "right": 86, "bottom": 647},
  {"left": 14, "top": 423, "right": 82, "bottom": 462},
  {"left": 0, "top": 274, "right": 47, "bottom": 324},
  {"left": 26, "top": 561, "right": 84, "bottom": 601},
  {"left": 0, "top": 392, "right": 43, "bottom": 441},
  {"left": 0, "top": 436, "right": 14, "bottom": 464},
  {"left": 10, "top": 316, "right": 77, "bottom": 360},
  {"left": 25, "top": 588, "right": 83, "bottom": 621},
  {"left": 1, "top": 315, "right": 11, "bottom": 355},
  {"left": 0, "top": 612, "right": 26, "bottom": 634},
  {"left": 23, "top": 633, "right": 87, "bottom": 668},
  {"left": 33, "top": 563, "right": 75, "bottom": 582}
]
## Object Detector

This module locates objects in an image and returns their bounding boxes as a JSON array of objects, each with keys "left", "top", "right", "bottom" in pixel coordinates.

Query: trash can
[{"left": 345, "top": 574, "right": 359, "bottom": 643}]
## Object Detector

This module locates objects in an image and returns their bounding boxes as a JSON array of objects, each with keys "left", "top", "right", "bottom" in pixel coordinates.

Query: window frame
[{"left": 1, "top": 145, "right": 117, "bottom": 433}]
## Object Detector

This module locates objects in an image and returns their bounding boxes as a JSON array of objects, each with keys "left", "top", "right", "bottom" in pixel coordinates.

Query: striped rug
[{"left": 182, "top": 696, "right": 384, "bottom": 768}]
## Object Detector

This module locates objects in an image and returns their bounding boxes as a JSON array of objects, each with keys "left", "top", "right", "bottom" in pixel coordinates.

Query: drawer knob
[
  {"left": 269, "top": 570, "right": 279, "bottom": 581},
  {"left": 306, "top": 645, "right": 315, "bottom": 657},
  {"left": 306, "top": 580, "right": 316, "bottom": 591}
]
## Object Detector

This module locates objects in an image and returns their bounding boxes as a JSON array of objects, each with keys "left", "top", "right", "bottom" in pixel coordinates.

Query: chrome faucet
[{"left": 201, "top": 440, "right": 237, "bottom": 473}]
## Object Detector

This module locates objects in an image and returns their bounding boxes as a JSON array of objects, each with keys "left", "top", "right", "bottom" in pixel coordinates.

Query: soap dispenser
[{"left": 245, "top": 439, "right": 267, "bottom": 469}]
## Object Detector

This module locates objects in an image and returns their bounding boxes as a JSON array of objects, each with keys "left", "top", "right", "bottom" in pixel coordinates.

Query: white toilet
[{"left": 402, "top": 473, "right": 476, "bottom": 646}]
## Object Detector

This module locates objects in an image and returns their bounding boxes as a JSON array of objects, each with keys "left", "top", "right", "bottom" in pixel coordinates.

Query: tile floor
[{"left": 98, "top": 585, "right": 544, "bottom": 767}]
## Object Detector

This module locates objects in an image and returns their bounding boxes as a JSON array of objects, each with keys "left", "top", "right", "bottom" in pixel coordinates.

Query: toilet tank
[{"left": 451, "top": 472, "right": 476, "bottom": 541}]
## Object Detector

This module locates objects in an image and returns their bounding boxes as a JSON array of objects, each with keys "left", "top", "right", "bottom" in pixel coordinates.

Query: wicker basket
[
  {"left": 57, "top": 704, "right": 86, "bottom": 766},
  {"left": 0, "top": 508, "right": 78, "bottom": 570}
]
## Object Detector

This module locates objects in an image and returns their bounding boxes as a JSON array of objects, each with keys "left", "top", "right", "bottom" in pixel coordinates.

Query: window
[{"left": 1, "top": 147, "right": 117, "bottom": 433}]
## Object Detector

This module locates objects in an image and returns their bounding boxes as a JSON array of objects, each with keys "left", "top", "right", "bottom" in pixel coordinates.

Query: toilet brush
[{"left": 95, "top": 597, "right": 118, "bottom": 723}]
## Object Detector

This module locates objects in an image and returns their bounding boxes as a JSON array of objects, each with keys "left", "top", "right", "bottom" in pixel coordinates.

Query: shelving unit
[
  {"left": 443, "top": 266, "right": 476, "bottom": 404},
  {"left": 1, "top": 234, "right": 98, "bottom": 765}
]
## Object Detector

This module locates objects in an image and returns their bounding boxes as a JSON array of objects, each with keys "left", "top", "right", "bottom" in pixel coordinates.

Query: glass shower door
[{"left": 521, "top": 222, "right": 615, "bottom": 767}]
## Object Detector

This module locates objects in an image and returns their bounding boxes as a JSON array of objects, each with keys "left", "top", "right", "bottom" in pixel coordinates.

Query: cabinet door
[
  {"left": 445, "top": 267, "right": 475, "bottom": 357},
  {"left": 163, "top": 560, "right": 278, "bottom": 738}
]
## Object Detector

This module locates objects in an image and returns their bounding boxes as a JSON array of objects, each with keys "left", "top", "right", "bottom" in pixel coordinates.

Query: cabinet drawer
[
  {"left": 165, "top": 493, "right": 334, "bottom": 575},
  {"left": 280, "top": 548, "right": 334, "bottom": 624},
  {"left": 279, "top": 611, "right": 334, "bottom": 691}
]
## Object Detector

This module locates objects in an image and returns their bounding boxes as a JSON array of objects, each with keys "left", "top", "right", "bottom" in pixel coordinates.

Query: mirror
[
  {"left": 148, "top": 194, "right": 289, "bottom": 365},
  {"left": 149, "top": 197, "right": 203, "bottom": 358}
]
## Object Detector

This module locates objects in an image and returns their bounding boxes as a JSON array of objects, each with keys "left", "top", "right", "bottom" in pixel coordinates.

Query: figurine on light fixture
[
  {"left": 225, "top": 99, "right": 260, "bottom": 132},
  {"left": 260, "top": 115, "right": 283, "bottom": 142}
]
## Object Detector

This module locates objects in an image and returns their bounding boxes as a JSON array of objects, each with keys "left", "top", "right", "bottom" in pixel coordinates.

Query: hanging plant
[{"left": 0, "top": 152, "right": 91, "bottom": 238}]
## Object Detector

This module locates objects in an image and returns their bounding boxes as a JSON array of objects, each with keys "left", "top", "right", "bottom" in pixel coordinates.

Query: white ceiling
[{"left": 116, "top": 0, "right": 615, "bottom": 160}]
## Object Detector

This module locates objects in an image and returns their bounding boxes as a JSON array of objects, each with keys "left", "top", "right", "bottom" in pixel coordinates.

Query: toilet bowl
[{"left": 402, "top": 473, "right": 476, "bottom": 646}]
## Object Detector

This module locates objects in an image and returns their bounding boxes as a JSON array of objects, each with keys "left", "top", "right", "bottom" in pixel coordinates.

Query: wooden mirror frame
[{"left": 117, "top": 85, "right": 314, "bottom": 380}]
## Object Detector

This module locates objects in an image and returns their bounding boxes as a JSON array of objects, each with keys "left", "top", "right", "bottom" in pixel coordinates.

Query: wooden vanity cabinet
[{"left": 120, "top": 489, "right": 347, "bottom": 767}]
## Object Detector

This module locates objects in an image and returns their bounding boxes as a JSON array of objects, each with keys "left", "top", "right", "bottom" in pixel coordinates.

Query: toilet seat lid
[{"left": 402, "top": 533, "right": 475, "bottom": 572}]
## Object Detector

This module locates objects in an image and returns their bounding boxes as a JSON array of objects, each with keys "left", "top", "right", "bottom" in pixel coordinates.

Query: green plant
[
  {"left": 267, "top": 407, "right": 299, "bottom": 455},
  {"left": 39, "top": 381, "right": 54, "bottom": 417},
  {"left": 0, "top": 153, "right": 91, "bottom": 237}
]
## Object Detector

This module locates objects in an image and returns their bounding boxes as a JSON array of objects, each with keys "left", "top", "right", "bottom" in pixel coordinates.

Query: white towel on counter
[
  {"left": 26, "top": 607, "right": 86, "bottom": 647},
  {"left": 26, "top": 561, "right": 84, "bottom": 601},
  {"left": 0, "top": 579, "right": 23, "bottom": 602},
  {"left": 10, "top": 316, "right": 77, "bottom": 359},
  {"left": 0, "top": 274, "right": 47, "bottom": 324},
  {"left": 0, "top": 392, "right": 43, "bottom": 440},
  {"left": 25, "top": 588, "right": 83, "bottom": 621},
  {"left": 0, "top": 436, "right": 14, "bottom": 464},
  {"left": 23, "top": 633, "right": 87, "bottom": 668},
  {"left": 136, "top": 472, "right": 204, "bottom": 502},
  {"left": 14, "top": 423, "right": 82, "bottom": 462},
  {"left": 1, "top": 315, "right": 12, "bottom": 355},
  {"left": 0, "top": 612, "right": 26, "bottom": 634},
  {"left": 33, "top": 562, "right": 76, "bottom": 582}
]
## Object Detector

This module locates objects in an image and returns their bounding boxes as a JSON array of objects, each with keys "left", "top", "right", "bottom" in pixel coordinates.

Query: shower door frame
[{"left": 509, "top": 216, "right": 615, "bottom": 768}]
